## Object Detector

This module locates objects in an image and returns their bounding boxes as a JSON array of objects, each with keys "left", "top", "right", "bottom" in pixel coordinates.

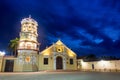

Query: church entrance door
[{"left": 56, "top": 56, "right": 63, "bottom": 69}]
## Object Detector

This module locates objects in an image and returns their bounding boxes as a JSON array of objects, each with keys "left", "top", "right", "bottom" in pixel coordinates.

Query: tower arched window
[{"left": 27, "top": 44, "right": 31, "bottom": 49}]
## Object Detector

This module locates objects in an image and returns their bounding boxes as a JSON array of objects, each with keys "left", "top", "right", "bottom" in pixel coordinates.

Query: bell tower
[
  {"left": 17, "top": 16, "right": 39, "bottom": 72},
  {"left": 18, "top": 15, "right": 39, "bottom": 50}
]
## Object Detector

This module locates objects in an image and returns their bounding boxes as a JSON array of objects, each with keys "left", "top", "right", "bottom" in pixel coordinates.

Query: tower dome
[
  {"left": 20, "top": 16, "right": 38, "bottom": 42},
  {"left": 21, "top": 16, "right": 38, "bottom": 26}
]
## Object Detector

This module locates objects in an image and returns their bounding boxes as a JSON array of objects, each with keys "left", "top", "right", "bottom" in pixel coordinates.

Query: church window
[
  {"left": 44, "top": 58, "right": 48, "bottom": 65},
  {"left": 70, "top": 59, "right": 73, "bottom": 65},
  {"left": 58, "top": 49, "right": 61, "bottom": 51},
  {"left": 57, "top": 47, "right": 62, "bottom": 52}
]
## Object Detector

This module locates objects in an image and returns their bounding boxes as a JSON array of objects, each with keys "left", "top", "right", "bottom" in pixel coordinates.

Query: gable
[
  {"left": 39, "top": 40, "right": 77, "bottom": 57},
  {"left": 39, "top": 45, "right": 53, "bottom": 55},
  {"left": 64, "top": 45, "right": 76, "bottom": 57}
]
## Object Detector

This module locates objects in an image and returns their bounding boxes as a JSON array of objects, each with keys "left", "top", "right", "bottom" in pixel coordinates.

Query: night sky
[{"left": 0, "top": 0, "right": 120, "bottom": 57}]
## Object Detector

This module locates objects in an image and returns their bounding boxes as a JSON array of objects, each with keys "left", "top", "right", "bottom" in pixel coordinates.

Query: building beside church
[
  {"left": 77, "top": 59, "right": 120, "bottom": 72},
  {"left": 0, "top": 17, "right": 77, "bottom": 72}
]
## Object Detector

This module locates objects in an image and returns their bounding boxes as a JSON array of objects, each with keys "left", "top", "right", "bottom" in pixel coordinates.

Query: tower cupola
[{"left": 18, "top": 16, "right": 39, "bottom": 51}]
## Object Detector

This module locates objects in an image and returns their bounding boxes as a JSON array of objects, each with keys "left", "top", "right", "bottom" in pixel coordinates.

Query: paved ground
[{"left": 0, "top": 71, "right": 120, "bottom": 80}]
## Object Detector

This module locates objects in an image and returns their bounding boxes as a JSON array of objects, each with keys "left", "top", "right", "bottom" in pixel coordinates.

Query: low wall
[
  {"left": 77, "top": 59, "right": 120, "bottom": 72},
  {"left": 0, "top": 57, "right": 3, "bottom": 72}
]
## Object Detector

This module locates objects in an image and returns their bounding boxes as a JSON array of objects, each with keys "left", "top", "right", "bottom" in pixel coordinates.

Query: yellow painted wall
[
  {"left": 13, "top": 59, "right": 23, "bottom": 72},
  {"left": 0, "top": 57, "right": 3, "bottom": 72},
  {"left": 1, "top": 59, "right": 6, "bottom": 72},
  {"left": 66, "top": 57, "right": 77, "bottom": 70},
  {"left": 39, "top": 52, "right": 77, "bottom": 70},
  {"left": 38, "top": 40, "right": 77, "bottom": 71},
  {"left": 38, "top": 54, "right": 54, "bottom": 70}
]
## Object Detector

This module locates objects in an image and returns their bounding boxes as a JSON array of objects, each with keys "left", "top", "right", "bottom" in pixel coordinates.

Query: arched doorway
[{"left": 56, "top": 56, "right": 63, "bottom": 69}]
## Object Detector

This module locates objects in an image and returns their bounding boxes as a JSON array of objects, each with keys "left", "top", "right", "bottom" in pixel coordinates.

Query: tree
[
  {"left": 83, "top": 54, "right": 97, "bottom": 61},
  {"left": 8, "top": 37, "right": 19, "bottom": 57}
]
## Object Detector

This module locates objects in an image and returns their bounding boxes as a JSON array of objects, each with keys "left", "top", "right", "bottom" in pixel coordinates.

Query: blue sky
[{"left": 0, "top": 0, "right": 120, "bottom": 57}]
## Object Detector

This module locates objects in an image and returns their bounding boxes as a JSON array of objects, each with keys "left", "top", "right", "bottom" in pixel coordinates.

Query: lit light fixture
[
  {"left": 99, "top": 60, "right": 108, "bottom": 66},
  {"left": 81, "top": 59, "right": 87, "bottom": 67},
  {"left": 0, "top": 51, "right": 5, "bottom": 56},
  {"left": 100, "top": 60, "right": 106, "bottom": 64}
]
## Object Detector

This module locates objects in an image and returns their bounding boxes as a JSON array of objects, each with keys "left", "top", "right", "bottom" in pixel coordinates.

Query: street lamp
[{"left": 0, "top": 51, "right": 5, "bottom": 56}]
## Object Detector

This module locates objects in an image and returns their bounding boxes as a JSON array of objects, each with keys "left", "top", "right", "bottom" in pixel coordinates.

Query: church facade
[
  {"left": 39, "top": 40, "right": 77, "bottom": 70},
  {"left": 0, "top": 17, "right": 77, "bottom": 72}
]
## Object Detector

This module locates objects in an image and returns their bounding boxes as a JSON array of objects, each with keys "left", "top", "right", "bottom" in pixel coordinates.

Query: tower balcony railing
[{"left": 17, "top": 46, "right": 39, "bottom": 51}]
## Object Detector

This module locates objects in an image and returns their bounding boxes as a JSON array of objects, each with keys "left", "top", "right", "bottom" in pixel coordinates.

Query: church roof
[{"left": 55, "top": 40, "right": 63, "bottom": 45}]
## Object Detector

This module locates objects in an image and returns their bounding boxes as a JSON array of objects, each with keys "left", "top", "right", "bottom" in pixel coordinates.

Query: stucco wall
[
  {"left": 13, "top": 59, "right": 23, "bottom": 72},
  {"left": 38, "top": 53, "right": 77, "bottom": 71},
  {"left": 38, "top": 54, "right": 54, "bottom": 70},
  {"left": 78, "top": 59, "right": 120, "bottom": 72},
  {"left": 0, "top": 57, "right": 3, "bottom": 72},
  {"left": 15, "top": 50, "right": 39, "bottom": 72},
  {"left": 66, "top": 57, "right": 77, "bottom": 70}
]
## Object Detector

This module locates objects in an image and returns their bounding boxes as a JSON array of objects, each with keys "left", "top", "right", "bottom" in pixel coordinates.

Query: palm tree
[{"left": 8, "top": 37, "right": 19, "bottom": 57}]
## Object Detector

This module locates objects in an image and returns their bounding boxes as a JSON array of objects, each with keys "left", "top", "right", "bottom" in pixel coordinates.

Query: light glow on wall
[
  {"left": 98, "top": 60, "right": 111, "bottom": 69},
  {"left": 19, "top": 42, "right": 25, "bottom": 47},
  {"left": 56, "top": 40, "right": 63, "bottom": 45},
  {"left": 81, "top": 60, "right": 87, "bottom": 67},
  {"left": 69, "top": 52, "right": 74, "bottom": 57},
  {"left": 43, "top": 50, "right": 50, "bottom": 55},
  {"left": 99, "top": 60, "right": 108, "bottom": 65}
]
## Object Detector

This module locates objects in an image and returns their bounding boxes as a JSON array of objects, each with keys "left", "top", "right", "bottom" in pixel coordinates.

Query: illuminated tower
[
  {"left": 18, "top": 16, "right": 39, "bottom": 50},
  {"left": 17, "top": 16, "right": 39, "bottom": 72}
]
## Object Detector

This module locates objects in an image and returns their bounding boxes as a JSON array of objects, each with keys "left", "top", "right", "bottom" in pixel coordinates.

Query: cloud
[
  {"left": 1, "top": 0, "right": 120, "bottom": 57},
  {"left": 103, "top": 27, "right": 120, "bottom": 41}
]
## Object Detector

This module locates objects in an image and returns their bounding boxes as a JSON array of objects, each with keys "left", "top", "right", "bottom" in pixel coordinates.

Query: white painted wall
[{"left": 78, "top": 59, "right": 120, "bottom": 72}]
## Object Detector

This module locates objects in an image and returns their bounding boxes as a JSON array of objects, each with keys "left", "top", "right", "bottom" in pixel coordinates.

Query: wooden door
[{"left": 56, "top": 56, "right": 63, "bottom": 69}]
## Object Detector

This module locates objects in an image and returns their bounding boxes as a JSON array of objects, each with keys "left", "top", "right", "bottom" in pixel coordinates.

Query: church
[
  {"left": 0, "top": 17, "right": 77, "bottom": 72},
  {"left": 1, "top": 17, "right": 120, "bottom": 72}
]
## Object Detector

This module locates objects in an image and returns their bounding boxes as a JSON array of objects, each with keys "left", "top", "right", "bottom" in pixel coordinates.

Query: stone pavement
[{"left": 0, "top": 71, "right": 120, "bottom": 80}]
